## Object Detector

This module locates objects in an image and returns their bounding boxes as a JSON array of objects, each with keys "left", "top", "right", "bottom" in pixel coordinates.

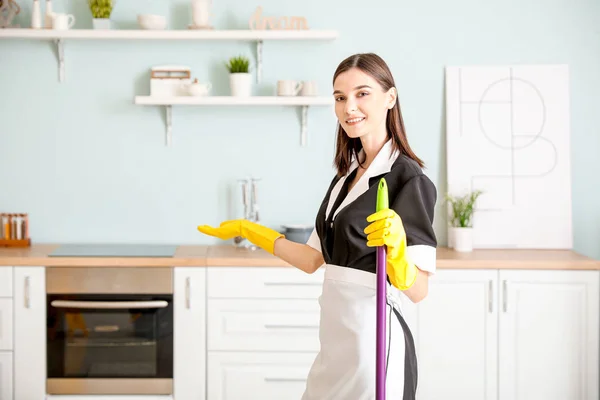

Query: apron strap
[{"left": 392, "top": 307, "right": 418, "bottom": 400}]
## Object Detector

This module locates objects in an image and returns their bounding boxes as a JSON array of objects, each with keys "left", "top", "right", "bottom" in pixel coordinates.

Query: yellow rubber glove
[
  {"left": 197, "top": 219, "right": 284, "bottom": 255},
  {"left": 364, "top": 208, "right": 418, "bottom": 290}
]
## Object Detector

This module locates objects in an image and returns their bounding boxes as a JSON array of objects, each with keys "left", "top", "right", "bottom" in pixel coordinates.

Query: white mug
[
  {"left": 52, "top": 13, "right": 75, "bottom": 30},
  {"left": 277, "top": 80, "right": 303, "bottom": 96},
  {"left": 300, "top": 80, "right": 318, "bottom": 96}
]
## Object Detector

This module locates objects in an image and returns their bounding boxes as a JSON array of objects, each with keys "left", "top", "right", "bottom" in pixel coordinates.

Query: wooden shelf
[
  {"left": 134, "top": 96, "right": 334, "bottom": 146},
  {"left": 0, "top": 28, "right": 339, "bottom": 83}
]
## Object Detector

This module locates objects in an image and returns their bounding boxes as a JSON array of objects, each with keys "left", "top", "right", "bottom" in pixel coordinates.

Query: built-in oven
[{"left": 46, "top": 267, "right": 173, "bottom": 395}]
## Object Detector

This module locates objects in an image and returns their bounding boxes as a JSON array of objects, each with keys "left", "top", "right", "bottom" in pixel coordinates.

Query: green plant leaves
[
  {"left": 445, "top": 190, "right": 483, "bottom": 228},
  {"left": 225, "top": 55, "right": 250, "bottom": 73},
  {"left": 88, "top": 0, "right": 114, "bottom": 19}
]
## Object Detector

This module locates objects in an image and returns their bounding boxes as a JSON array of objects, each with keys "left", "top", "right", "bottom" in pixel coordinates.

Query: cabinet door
[
  {"left": 413, "top": 269, "right": 498, "bottom": 400},
  {"left": 0, "top": 351, "right": 12, "bottom": 400},
  {"left": 173, "top": 267, "right": 206, "bottom": 400},
  {"left": 0, "top": 299, "right": 12, "bottom": 351},
  {"left": 207, "top": 352, "right": 316, "bottom": 400},
  {"left": 499, "top": 270, "right": 599, "bottom": 400},
  {"left": 13, "top": 267, "right": 46, "bottom": 400}
]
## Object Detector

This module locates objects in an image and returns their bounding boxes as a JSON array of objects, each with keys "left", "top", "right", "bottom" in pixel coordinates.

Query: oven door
[{"left": 46, "top": 293, "right": 173, "bottom": 395}]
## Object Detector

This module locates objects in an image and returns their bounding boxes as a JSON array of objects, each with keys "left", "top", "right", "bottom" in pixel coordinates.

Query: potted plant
[
  {"left": 226, "top": 55, "right": 251, "bottom": 97},
  {"left": 88, "top": 0, "right": 114, "bottom": 29},
  {"left": 445, "top": 189, "right": 483, "bottom": 252}
]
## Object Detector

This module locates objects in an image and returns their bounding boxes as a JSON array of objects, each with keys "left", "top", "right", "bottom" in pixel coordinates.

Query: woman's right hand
[{"left": 197, "top": 219, "right": 284, "bottom": 255}]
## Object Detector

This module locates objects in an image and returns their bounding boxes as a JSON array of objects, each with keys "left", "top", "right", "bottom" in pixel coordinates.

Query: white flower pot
[
  {"left": 229, "top": 73, "right": 251, "bottom": 97},
  {"left": 451, "top": 227, "right": 473, "bottom": 252},
  {"left": 92, "top": 18, "right": 111, "bottom": 29}
]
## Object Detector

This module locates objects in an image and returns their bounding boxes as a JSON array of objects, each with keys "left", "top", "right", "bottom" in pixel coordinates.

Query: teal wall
[{"left": 1, "top": 0, "right": 598, "bottom": 259}]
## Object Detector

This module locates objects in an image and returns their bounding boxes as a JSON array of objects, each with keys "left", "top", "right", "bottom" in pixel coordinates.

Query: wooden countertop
[{"left": 0, "top": 244, "right": 598, "bottom": 270}]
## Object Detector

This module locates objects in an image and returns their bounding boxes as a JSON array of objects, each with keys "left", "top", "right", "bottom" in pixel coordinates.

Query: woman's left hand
[{"left": 364, "top": 208, "right": 418, "bottom": 290}]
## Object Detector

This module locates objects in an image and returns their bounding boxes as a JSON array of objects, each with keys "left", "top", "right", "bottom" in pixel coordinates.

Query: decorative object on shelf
[
  {"left": 51, "top": 13, "right": 76, "bottom": 30},
  {"left": 138, "top": 14, "right": 167, "bottom": 30},
  {"left": 188, "top": 78, "right": 212, "bottom": 96},
  {"left": 0, "top": 0, "right": 20, "bottom": 28},
  {"left": 276, "top": 80, "right": 303, "bottom": 96},
  {"left": 226, "top": 55, "right": 251, "bottom": 97},
  {"left": 300, "top": 80, "right": 318, "bottom": 96},
  {"left": 88, "top": 0, "right": 115, "bottom": 29},
  {"left": 445, "top": 190, "right": 483, "bottom": 252},
  {"left": 190, "top": 0, "right": 212, "bottom": 29},
  {"left": 249, "top": 6, "right": 308, "bottom": 30},
  {"left": 44, "top": 0, "right": 53, "bottom": 28},
  {"left": 31, "top": 0, "right": 42, "bottom": 28},
  {"left": 150, "top": 65, "right": 192, "bottom": 97},
  {"left": 0, "top": 213, "right": 31, "bottom": 247}
]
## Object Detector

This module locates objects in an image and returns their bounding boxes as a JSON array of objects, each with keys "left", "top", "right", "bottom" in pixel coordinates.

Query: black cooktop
[{"left": 48, "top": 244, "right": 177, "bottom": 257}]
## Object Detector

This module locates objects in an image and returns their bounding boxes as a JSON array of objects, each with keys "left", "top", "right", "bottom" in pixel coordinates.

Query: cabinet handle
[
  {"left": 264, "top": 377, "right": 306, "bottom": 383},
  {"left": 264, "top": 324, "right": 319, "bottom": 330},
  {"left": 185, "top": 277, "right": 191, "bottom": 309},
  {"left": 502, "top": 280, "right": 508, "bottom": 312},
  {"left": 24, "top": 276, "right": 30, "bottom": 309},
  {"left": 488, "top": 280, "right": 493, "bottom": 313}
]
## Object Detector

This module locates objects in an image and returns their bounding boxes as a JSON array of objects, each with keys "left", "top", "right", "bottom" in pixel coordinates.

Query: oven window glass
[{"left": 47, "top": 294, "right": 173, "bottom": 379}]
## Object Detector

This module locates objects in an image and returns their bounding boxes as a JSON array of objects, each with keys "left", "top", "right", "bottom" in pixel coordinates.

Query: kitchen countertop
[{"left": 0, "top": 244, "right": 598, "bottom": 270}]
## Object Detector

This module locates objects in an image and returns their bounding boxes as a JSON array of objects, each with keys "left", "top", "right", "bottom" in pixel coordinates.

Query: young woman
[{"left": 197, "top": 52, "right": 437, "bottom": 400}]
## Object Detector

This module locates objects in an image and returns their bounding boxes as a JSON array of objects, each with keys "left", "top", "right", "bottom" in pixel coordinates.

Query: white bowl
[{"left": 137, "top": 14, "right": 167, "bottom": 30}]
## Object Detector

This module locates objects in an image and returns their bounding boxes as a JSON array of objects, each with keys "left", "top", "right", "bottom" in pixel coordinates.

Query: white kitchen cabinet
[
  {"left": 0, "top": 267, "right": 12, "bottom": 297},
  {"left": 410, "top": 269, "right": 599, "bottom": 400},
  {"left": 207, "top": 298, "right": 320, "bottom": 352},
  {"left": 207, "top": 352, "right": 316, "bottom": 400},
  {"left": 498, "top": 269, "right": 599, "bottom": 400},
  {"left": 206, "top": 266, "right": 322, "bottom": 399},
  {"left": 173, "top": 267, "right": 206, "bottom": 400},
  {"left": 13, "top": 267, "right": 46, "bottom": 400},
  {"left": 0, "top": 351, "right": 12, "bottom": 400},
  {"left": 412, "top": 269, "right": 498, "bottom": 400},
  {"left": 0, "top": 299, "right": 13, "bottom": 351}
]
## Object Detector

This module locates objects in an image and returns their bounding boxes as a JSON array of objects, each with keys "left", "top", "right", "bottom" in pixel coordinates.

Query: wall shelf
[
  {"left": 133, "top": 95, "right": 334, "bottom": 147},
  {"left": 0, "top": 28, "right": 338, "bottom": 83}
]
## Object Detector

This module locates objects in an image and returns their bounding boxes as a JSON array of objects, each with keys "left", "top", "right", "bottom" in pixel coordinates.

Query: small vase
[
  {"left": 92, "top": 18, "right": 111, "bottom": 29},
  {"left": 229, "top": 72, "right": 251, "bottom": 97},
  {"left": 451, "top": 227, "right": 473, "bottom": 252}
]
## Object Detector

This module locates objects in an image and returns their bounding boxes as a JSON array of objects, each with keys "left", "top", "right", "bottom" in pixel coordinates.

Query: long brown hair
[{"left": 332, "top": 53, "right": 424, "bottom": 176}]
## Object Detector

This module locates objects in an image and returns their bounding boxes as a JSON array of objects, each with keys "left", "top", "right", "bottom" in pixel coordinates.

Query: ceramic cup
[
  {"left": 52, "top": 13, "right": 75, "bottom": 30},
  {"left": 300, "top": 80, "right": 318, "bottom": 96},
  {"left": 277, "top": 80, "right": 303, "bottom": 96}
]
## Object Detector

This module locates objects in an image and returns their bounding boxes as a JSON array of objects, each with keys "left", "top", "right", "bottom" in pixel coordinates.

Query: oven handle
[{"left": 50, "top": 300, "right": 169, "bottom": 309}]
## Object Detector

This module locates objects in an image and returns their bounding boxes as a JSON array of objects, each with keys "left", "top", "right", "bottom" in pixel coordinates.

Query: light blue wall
[{"left": 2, "top": 0, "right": 599, "bottom": 259}]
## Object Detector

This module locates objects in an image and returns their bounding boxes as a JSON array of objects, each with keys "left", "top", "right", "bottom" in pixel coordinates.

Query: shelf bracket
[
  {"left": 300, "top": 105, "right": 308, "bottom": 146},
  {"left": 255, "top": 40, "right": 263, "bottom": 83},
  {"left": 54, "top": 39, "right": 65, "bottom": 83},
  {"left": 165, "top": 105, "right": 172, "bottom": 147}
]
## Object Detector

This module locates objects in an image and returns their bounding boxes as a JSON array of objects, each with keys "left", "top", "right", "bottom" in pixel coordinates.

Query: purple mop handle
[
  {"left": 375, "top": 178, "right": 388, "bottom": 400},
  {"left": 376, "top": 245, "right": 387, "bottom": 399}
]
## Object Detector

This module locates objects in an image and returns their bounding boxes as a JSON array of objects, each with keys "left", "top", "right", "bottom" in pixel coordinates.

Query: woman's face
[{"left": 333, "top": 68, "right": 396, "bottom": 140}]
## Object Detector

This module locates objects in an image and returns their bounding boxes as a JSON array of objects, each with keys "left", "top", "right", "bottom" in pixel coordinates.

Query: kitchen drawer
[
  {"left": 207, "top": 266, "right": 324, "bottom": 299},
  {"left": 207, "top": 299, "right": 320, "bottom": 352},
  {"left": 207, "top": 352, "right": 316, "bottom": 400},
  {"left": 0, "top": 351, "right": 12, "bottom": 400},
  {"left": 0, "top": 267, "right": 12, "bottom": 297},
  {"left": 0, "top": 299, "right": 12, "bottom": 351}
]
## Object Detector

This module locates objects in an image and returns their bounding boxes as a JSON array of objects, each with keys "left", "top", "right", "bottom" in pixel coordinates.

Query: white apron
[{"left": 301, "top": 264, "right": 418, "bottom": 400}]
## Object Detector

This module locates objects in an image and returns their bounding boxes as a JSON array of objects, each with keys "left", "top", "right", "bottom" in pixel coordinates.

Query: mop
[{"left": 376, "top": 178, "right": 388, "bottom": 400}]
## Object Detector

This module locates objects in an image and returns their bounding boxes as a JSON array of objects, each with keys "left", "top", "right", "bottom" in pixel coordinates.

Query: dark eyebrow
[{"left": 332, "top": 85, "right": 372, "bottom": 95}]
